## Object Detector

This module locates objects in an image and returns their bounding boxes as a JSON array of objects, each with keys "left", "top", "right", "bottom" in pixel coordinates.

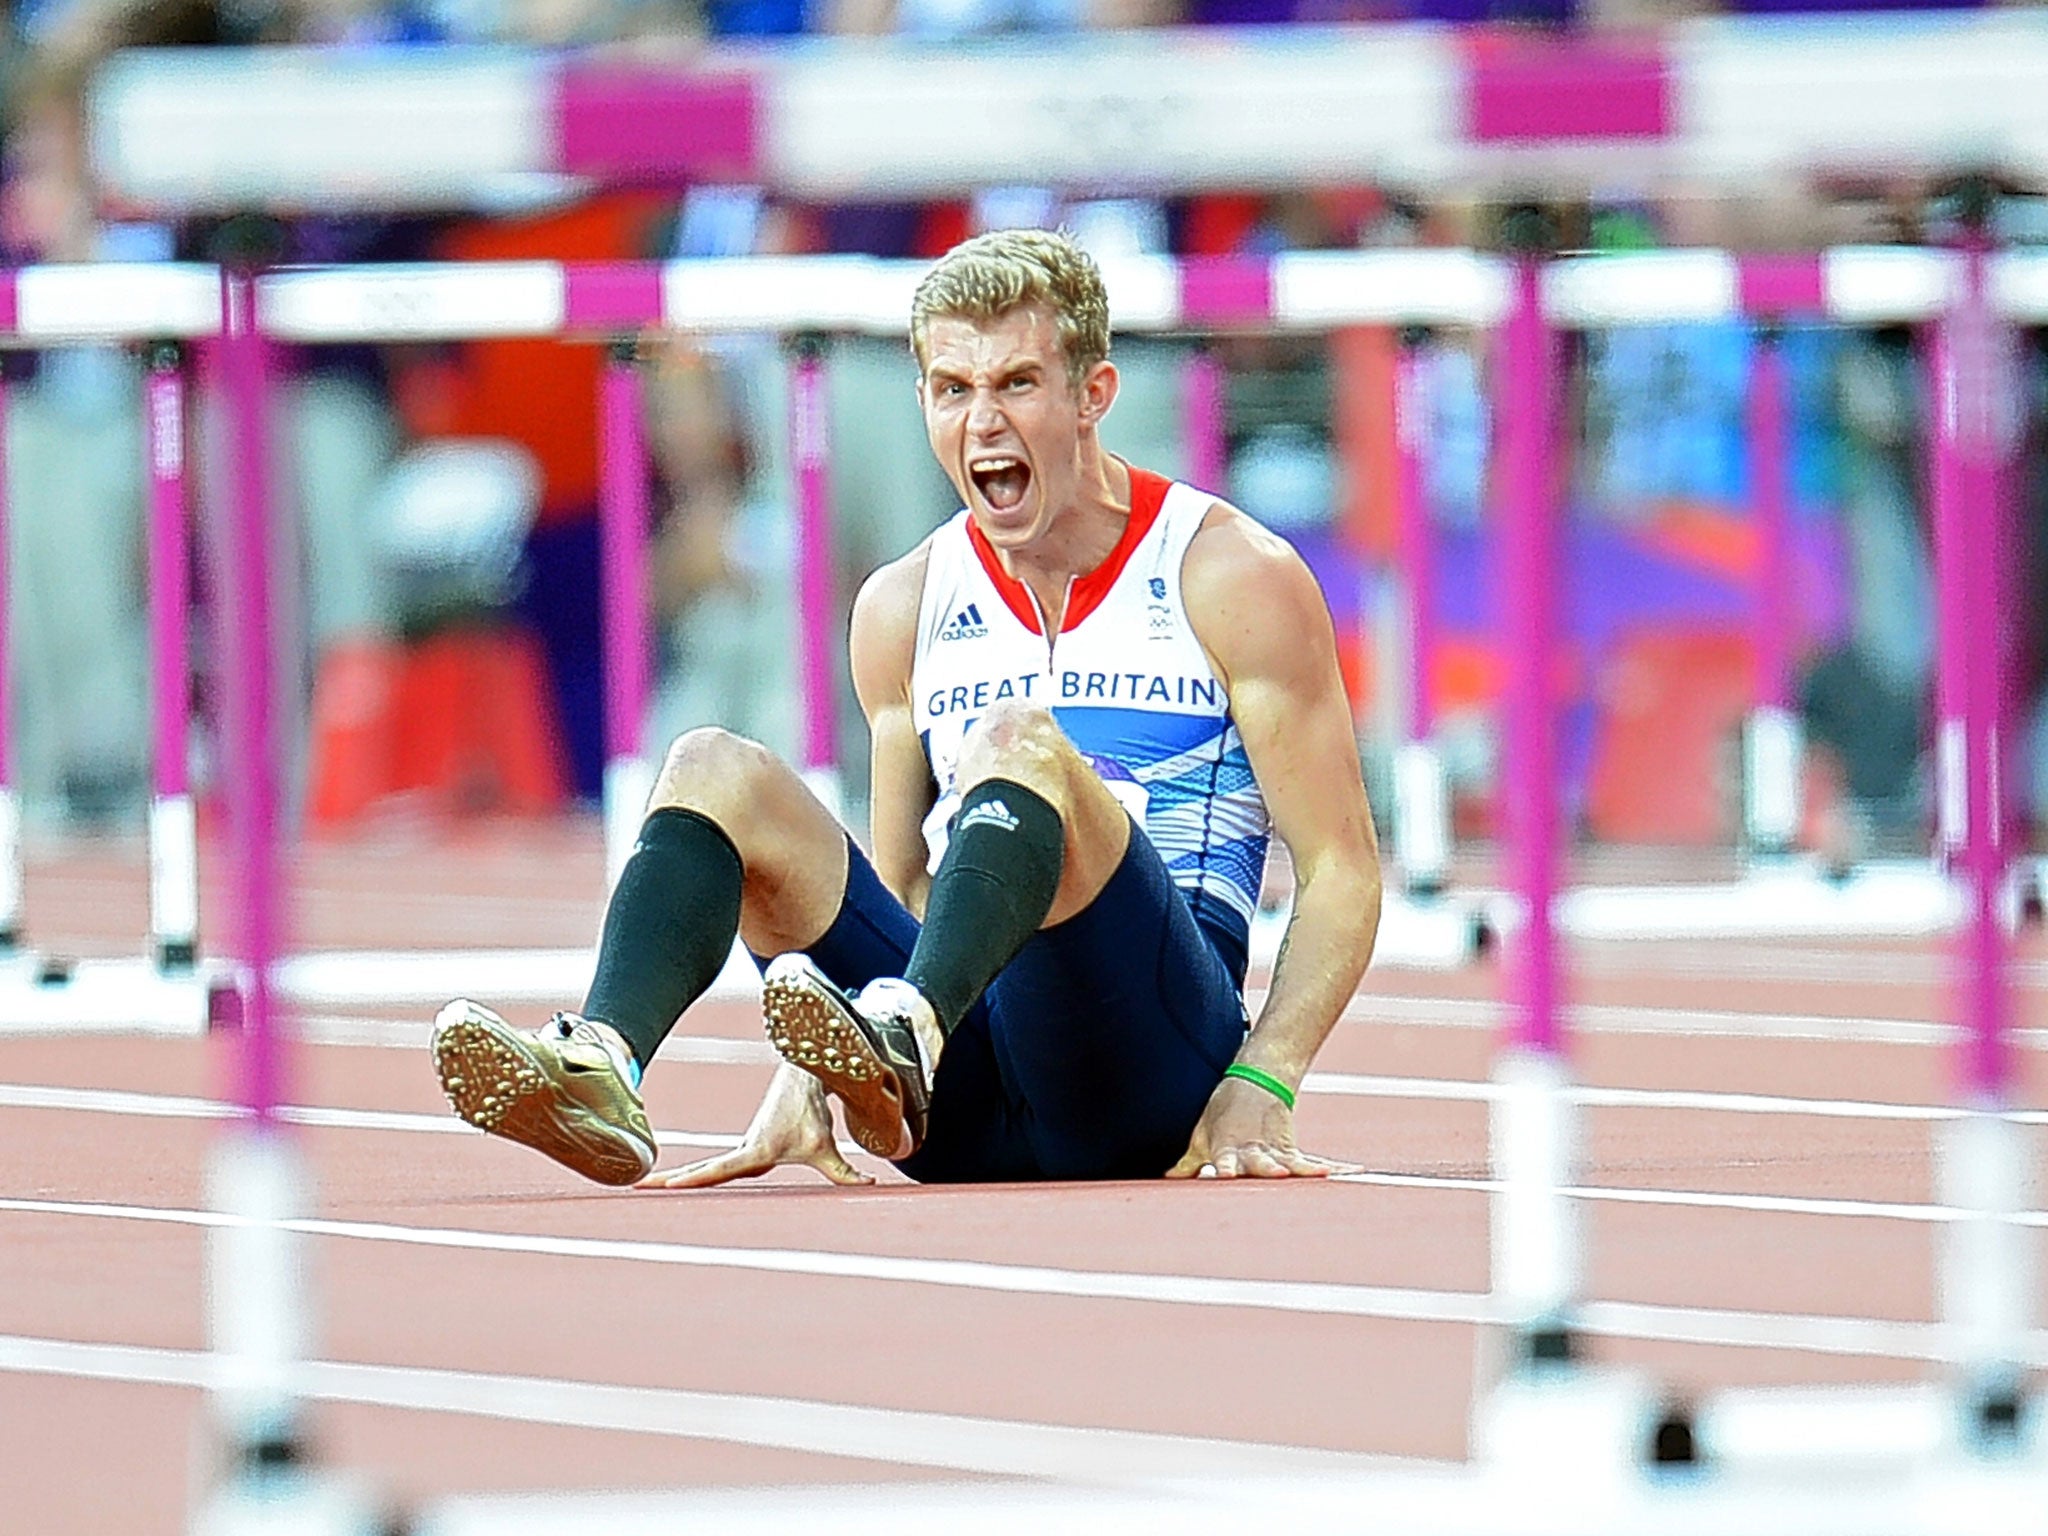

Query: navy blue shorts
[{"left": 797, "top": 827, "right": 1248, "bottom": 1182}]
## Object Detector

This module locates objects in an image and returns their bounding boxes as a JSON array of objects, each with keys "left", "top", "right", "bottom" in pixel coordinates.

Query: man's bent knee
[
  {"left": 650, "top": 726, "right": 847, "bottom": 947},
  {"left": 956, "top": 704, "right": 1130, "bottom": 914},
  {"left": 654, "top": 728, "right": 801, "bottom": 821},
  {"left": 956, "top": 704, "right": 1077, "bottom": 792}
]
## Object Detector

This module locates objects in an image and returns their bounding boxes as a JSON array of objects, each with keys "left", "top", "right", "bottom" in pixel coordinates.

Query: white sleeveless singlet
[{"left": 910, "top": 467, "right": 1272, "bottom": 953}]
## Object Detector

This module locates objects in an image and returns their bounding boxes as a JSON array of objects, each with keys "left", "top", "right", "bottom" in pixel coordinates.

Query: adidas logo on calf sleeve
[{"left": 957, "top": 798, "right": 1020, "bottom": 833}]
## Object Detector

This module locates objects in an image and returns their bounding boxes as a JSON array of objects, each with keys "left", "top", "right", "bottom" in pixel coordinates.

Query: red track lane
[{"left": 3, "top": 829, "right": 2046, "bottom": 1530}]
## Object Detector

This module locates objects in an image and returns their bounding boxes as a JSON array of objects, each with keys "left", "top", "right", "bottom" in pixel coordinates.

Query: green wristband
[{"left": 1222, "top": 1062, "right": 1296, "bottom": 1110}]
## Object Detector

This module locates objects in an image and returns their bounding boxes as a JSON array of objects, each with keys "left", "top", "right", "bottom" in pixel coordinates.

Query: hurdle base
[
  {"left": 1514, "top": 1319, "right": 1581, "bottom": 1370},
  {"left": 415, "top": 1449, "right": 2048, "bottom": 1536},
  {"left": 1963, "top": 1377, "right": 2031, "bottom": 1456},
  {"left": 188, "top": 1454, "right": 395, "bottom": 1536},
  {"left": 0, "top": 953, "right": 213, "bottom": 1035},
  {"left": 1357, "top": 890, "right": 1490, "bottom": 971},
  {"left": 1470, "top": 1353, "right": 1668, "bottom": 1484},
  {"left": 1688, "top": 1379, "right": 2044, "bottom": 1471}
]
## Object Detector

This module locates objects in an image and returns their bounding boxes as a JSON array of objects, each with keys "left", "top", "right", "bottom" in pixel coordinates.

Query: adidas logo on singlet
[{"left": 939, "top": 603, "right": 988, "bottom": 641}]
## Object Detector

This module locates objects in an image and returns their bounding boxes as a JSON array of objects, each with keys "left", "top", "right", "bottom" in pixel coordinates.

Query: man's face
[{"left": 918, "top": 305, "right": 1111, "bottom": 550}]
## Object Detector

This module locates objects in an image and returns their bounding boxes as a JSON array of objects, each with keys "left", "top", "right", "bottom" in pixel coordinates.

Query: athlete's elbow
[{"left": 1296, "top": 843, "right": 1382, "bottom": 924}]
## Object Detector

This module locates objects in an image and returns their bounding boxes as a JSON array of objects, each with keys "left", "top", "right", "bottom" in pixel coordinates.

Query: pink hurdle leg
[
  {"left": 0, "top": 366, "right": 17, "bottom": 957},
  {"left": 1501, "top": 261, "right": 1562, "bottom": 1063},
  {"left": 1743, "top": 325, "right": 1802, "bottom": 858},
  {"left": 1181, "top": 346, "right": 1228, "bottom": 498},
  {"left": 1490, "top": 240, "right": 1580, "bottom": 1357},
  {"left": 599, "top": 339, "right": 655, "bottom": 884},
  {"left": 791, "top": 338, "right": 839, "bottom": 816},
  {"left": 216, "top": 267, "right": 286, "bottom": 1121},
  {"left": 1392, "top": 330, "right": 1451, "bottom": 896},
  {"left": 1930, "top": 217, "right": 2031, "bottom": 1442},
  {"left": 205, "top": 259, "right": 312, "bottom": 1472}
]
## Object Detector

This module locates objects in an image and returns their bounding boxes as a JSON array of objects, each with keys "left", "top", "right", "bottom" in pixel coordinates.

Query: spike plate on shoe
[
  {"left": 762, "top": 971, "right": 915, "bottom": 1160},
  {"left": 431, "top": 1005, "right": 654, "bottom": 1186}
]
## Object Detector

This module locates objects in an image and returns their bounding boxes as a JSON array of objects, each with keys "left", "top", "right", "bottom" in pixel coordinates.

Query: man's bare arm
[
  {"left": 849, "top": 545, "right": 937, "bottom": 918},
  {"left": 1169, "top": 509, "right": 1382, "bottom": 1176}
]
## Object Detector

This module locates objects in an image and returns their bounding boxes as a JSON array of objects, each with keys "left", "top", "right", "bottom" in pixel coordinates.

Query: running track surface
[{"left": 3, "top": 820, "right": 2044, "bottom": 1531}]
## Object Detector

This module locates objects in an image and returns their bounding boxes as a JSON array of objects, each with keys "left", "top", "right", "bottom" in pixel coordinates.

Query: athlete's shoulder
[
  {"left": 855, "top": 533, "right": 936, "bottom": 632},
  {"left": 1180, "top": 500, "right": 1333, "bottom": 663},
  {"left": 1182, "top": 497, "right": 1303, "bottom": 584},
  {"left": 849, "top": 534, "right": 940, "bottom": 703}
]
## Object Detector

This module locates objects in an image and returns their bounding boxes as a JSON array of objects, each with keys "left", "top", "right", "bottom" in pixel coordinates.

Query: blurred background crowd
[{"left": 3, "top": 0, "right": 2045, "bottom": 869}]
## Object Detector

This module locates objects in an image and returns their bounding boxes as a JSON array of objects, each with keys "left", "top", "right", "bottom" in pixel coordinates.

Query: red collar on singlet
[{"left": 963, "top": 466, "right": 1171, "bottom": 637}]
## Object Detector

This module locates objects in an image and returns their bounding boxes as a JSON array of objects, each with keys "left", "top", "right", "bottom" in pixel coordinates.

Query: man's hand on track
[
  {"left": 1166, "top": 1071, "right": 1359, "bottom": 1179},
  {"left": 642, "top": 1062, "right": 873, "bottom": 1190}
]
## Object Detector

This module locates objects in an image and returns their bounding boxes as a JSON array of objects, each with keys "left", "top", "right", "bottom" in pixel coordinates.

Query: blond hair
[{"left": 910, "top": 229, "right": 1111, "bottom": 387}]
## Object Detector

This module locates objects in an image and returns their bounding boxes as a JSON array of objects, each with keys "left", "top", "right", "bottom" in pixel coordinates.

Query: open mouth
[{"left": 969, "top": 456, "right": 1031, "bottom": 513}]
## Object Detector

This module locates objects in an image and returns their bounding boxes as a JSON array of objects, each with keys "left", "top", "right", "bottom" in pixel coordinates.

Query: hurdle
[
  {"left": 187, "top": 253, "right": 392, "bottom": 1532},
  {"left": 144, "top": 338, "right": 200, "bottom": 972},
  {"left": 790, "top": 334, "right": 843, "bottom": 819},
  {"left": 1465, "top": 219, "right": 2042, "bottom": 1506},
  {"left": 1175, "top": 315, "right": 1488, "bottom": 964},
  {"left": 68, "top": 24, "right": 2048, "bottom": 1536},
  {"left": 4, "top": 245, "right": 2025, "bottom": 1014},
  {"left": 1928, "top": 213, "right": 2033, "bottom": 1435},
  {"left": 0, "top": 266, "right": 218, "bottom": 1036},
  {"left": 1741, "top": 320, "right": 1803, "bottom": 862},
  {"left": 1486, "top": 226, "right": 1578, "bottom": 1373},
  {"left": 0, "top": 362, "right": 15, "bottom": 962},
  {"left": 1389, "top": 326, "right": 1455, "bottom": 900},
  {"left": 1526, "top": 246, "right": 1986, "bottom": 944},
  {"left": 239, "top": 248, "right": 1533, "bottom": 998},
  {"left": 598, "top": 335, "right": 656, "bottom": 887},
  {"left": 246, "top": 238, "right": 2038, "bottom": 1532},
  {"left": 285, "top": 238, "right": 2044, "bottom": 1534}
]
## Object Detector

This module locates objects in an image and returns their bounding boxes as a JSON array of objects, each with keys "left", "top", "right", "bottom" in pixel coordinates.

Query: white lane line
[
  {"left": 0, "top": 1194, "right": 1495, "bottom": 1324},
  {"left": 4, "top": 1074, "right": 2040, "bottom": 1231},
  {"left": 10, "top": 1076, "right": 2032, "bottom": 1224},
  {"left": 5, "top": 1194, "right": 2047, "bottom": 1366},
  {"left": 1305, "top": 1072, "right": 2048, "bottom": 1123},
  {"left": 1330, "top": 1171, "right": 1976, "bottom": 1224},
  {"left": 0, "top": 1333, "right": 1396, "bottom": 1481},
  {"left": 1323, "top": 991, "right": 2044, "bottom": 1049},
  {"left": 7, "top": 1066, "right": 2040, "bottom": 1140},
  {"left": 0, "top": 1080, "right": 745, "bottom": 1151},
  {"left": 1574, "top": 940, "right": 2048, "bottom": 990}
]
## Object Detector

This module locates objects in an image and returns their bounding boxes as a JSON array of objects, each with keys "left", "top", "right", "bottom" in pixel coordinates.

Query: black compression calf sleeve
[
  {"left": 582, "top": 806, "right": 744, "bottom": 1072},
  {"left": 905, "top": 778, "right": 1065, "bottom": 1035}
]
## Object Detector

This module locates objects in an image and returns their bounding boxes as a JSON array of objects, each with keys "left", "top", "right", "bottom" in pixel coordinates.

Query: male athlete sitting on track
[{"left": 431, "top": 228, "right": 1383, "bottom": 1187}]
